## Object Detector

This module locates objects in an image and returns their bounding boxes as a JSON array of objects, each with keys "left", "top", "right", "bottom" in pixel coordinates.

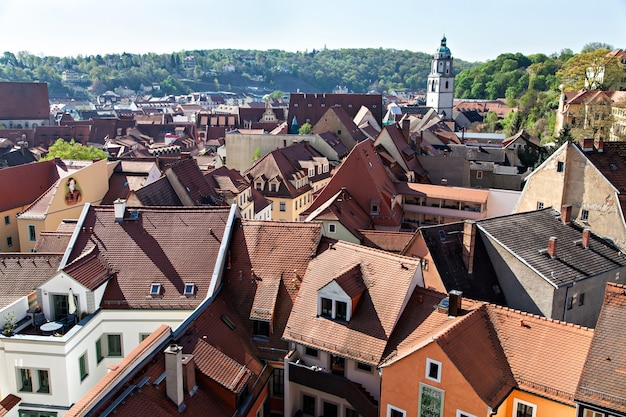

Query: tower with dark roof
[{"left": 426, "top": 36, "right": 454, "bottom": 118}]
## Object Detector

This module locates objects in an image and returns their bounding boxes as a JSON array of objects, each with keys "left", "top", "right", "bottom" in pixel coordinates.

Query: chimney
[
  {"left": 181, "top": 354, "right": 197, "bottom": 395},
  {"left": 441, "top": 178, "right": 448, "bottom": 186},
  {"left": 462, "top": 221, "right": 476, "bottom": 274},
  {"left": 164, "top": 344, "right": 184, "bottom": 407},
  {"left": 582, "top": 138, "right": 594, "bottom": 152},
  {"left": 415, "top": 131, "right": 422, "bottom": 155},
  {"left": 448, "top": 290, "right": 463, "bottom": 317},
  {"left": 402, "top": 118, "right": 410, "bottom": 143},
  {"left": 595, "top": 137, "right": 604, "bottom": 153},
  {"left": 180, "top": 152, "right": 191, "bottom": 160},
  {"left": 581, "top": 228, "right": 591, "bottom": 249},
  {"left": 114, "top": 199, "right": 126, "bottom": 222},
  {"left": 547, "top": 237, "right": 557, "bottom": 259},
  {"left": 561, "top": 205, "right": 572, "bottom": 224}
]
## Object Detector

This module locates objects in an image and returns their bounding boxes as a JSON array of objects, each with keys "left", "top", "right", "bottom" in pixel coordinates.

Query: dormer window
[
  {"left": 184, "top": 283, "right": 196, "bottom": 296},
  {"left": 150, "top": 283, "right": 161, "bottom": 296},
  {"left": 317, "top": 264, "right": 365, "bottom": 323},
  {"left": 321, "top": 298, "right": 333, "bottom": 318},
  {"left": 255, "top": 181, "right": 263, "bottom": 191},
  {"left": 308, "top": 168, "right": 315, "bottom": 177},
  {"left": 323, "top": 163, "right": 329, "bottom": 173},
  {"left": 370, "top": 200, "right": 380, "bottom": 215}
]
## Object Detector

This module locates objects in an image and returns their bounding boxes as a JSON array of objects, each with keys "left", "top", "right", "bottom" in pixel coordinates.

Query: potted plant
[{"left": 3, "top": 311, "right": 16, "bottom": 336}]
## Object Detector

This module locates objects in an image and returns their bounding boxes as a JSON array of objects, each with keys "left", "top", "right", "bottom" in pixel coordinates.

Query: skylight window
[
  {"left": 184, "top": 283, "right": 196, "bottom": 296},
  {"left": 150, "top": 283, "right": 161, "bottom": 296}
]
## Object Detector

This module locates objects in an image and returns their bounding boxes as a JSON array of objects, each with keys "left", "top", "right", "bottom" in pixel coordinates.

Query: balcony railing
[{"left": 288, "top": 362, "right": 377, "bottom": 417}]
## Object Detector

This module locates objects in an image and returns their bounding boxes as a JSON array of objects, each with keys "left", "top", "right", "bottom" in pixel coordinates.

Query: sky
[{"left": 1, "top": 0, "right": 624, "bottom": 62}]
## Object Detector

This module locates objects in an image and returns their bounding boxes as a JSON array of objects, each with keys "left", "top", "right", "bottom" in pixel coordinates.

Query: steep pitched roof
[
  {"left": 34, "top": 230, "right": 73, "bottom": 253},
  {"left": 222, "top": 220, "right": 322, "bottom": 360},
  {"left": 487, "top": 304, "right": 593, "bottom": 404},
  {"left": 288, "top": 93, "right": 383, "bottom": 128},
  {"left": 576, "top": 283, "right": 626, "bottom": 413},
  {"left": 284, "top": 240, "right": 421, "bottom": 365},
  {"left": 167, "top": 157, "right": 219, "bottom": 205},
  {"left": 66, "top": 205, "right": 232, "bottom": 309},
  {"left": 0, "top": 159, "right": 59, "bottom": 212},
  {"left": 304, "top": 139, "right": 403, "bottom": 229},
  {"left": 0, "top": 253, "right": 63, "bottom": 309},
  {"left": 583, "top": 141, "right": 626, "bottom": 217},
  {"left": 0, "top": 82, "right": 49, "bottom": 120},
  {"left": 304, "top": 188, "right": 372, "bottom": 240},
  {"left": 62, "top": 246, "right": 114, "bottom": 291},
  {"left": 477, "top": 208, "right": 626, "bottom": 287},
  {"left": 312, "top": 106, "right": 368, "bottom": 142},
  {"left": 132, "top": 176, "right": 183, "bottom": 206}
]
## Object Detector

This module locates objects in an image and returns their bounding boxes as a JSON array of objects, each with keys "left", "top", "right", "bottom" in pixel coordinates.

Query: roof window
[
  {"left": 184, "top": 283, "right": 196, "bottom": 296},
  {"left": 150, "top": 283, "right": 162, "bottom": 296}
]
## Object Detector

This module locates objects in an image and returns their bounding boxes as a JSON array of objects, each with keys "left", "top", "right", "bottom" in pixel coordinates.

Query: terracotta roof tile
[
  {"left": 0, "top": 394, "right": 20, "bottom": 417},
  {"left": 487, "top": 305, "right": 593, "bottom": 403},
  {"left": 0, "top": 82, "right": 49, "bottom": 120},
  {"left": 133, "top": 176, "right": 183, "bottom": 206},
  {"left": 192, "top": 338, "right": 253, "bottom": 394},
  {"left": 576, "top": 283, "right": 626, "bottom": 413},
  {"left": 0, "top": 253, "right": 62, "bottom": 309},
  {"left": 333, "top": 264, "right": 366, "bottom": 298},
  {"left": 360, "top": 230, "right": 413, "bottom": 253},
  {"left": 63, "top": 246, "right": 113, "bottom": 291},
  {"left": 168, "top": 158, "right": 218, "bottom": 205},
  {"left": 67, "top": 205, "right": 232, "bottom": 309},
  {"left": 288, "top": 93, "right": 383, "bottom": 128},
  {"left": 249, "top": 275, "right": 281, "bottom": 321},
  {"left": 34, "top": 230, "right": 73, "bottom": 253},
  {"left": 284, "top": 240, "right": 421, "bottom": 364},
  {"left": 222, "top": 220, "right": 322, "bottom": 360},
  {"left": 304, "top": 188, "right": 372, "bottom": 240}
]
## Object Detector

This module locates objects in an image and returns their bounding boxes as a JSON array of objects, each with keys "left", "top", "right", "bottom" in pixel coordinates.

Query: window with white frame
[
  {"left": 476, "top": 171, "right": 483, "bottom": 180},
  {"left": 318, "top": 296, "right": 350, "bottom": 321},
  {"left": 456, "top": 410, "right": 477, "bottom": 417},
  {"left": 323, "top": 163, "right": 329, "bottom": 173},
  {"left": 150, "top": 283, "right": 161, "bottom": 296},
  {"left": 536, "top": 202, "right": 544, "bottom": 210},
  {"left": 387, "top": 405, "right": 406, "bottom": 417},
  {"left": 328, "top": 223, "right": 336, "bottom": 233},
  {"left": 513, "top": 399, "right": 536, "bottom": 417},
  {"left": 583, "top": 410, "right": 604, "bottom": 417},
  {"left": 308, "top": 168, "right": 315, "bottom": 177},
  {"left": 184, "top": 283, "right": 196, "bottom": 296},
  {"left": 581, "top": 209, "right": 589, "bottom": 221},
  {"left": 279, "top": 202, "right": 286, "bottom": 212},
  {"left": 426, "top": 358, "right": 442, "bottom": 382}
]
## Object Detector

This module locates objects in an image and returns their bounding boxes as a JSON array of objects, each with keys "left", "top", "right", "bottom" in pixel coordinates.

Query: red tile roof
[
  {"left": 66, "top": 205, "right": 233, "bottom": 309},
  {"left": 304, "top": 139, "right": 403, "bottom": 229},
  {"left": 0, "top": 394, "right": 20, "bottom": 417},
  {"left": 63, "top": 246, "right": 113, "bottom": 291},
  {"left": 576, "top": 283, "right": 626, "bottom": 413},
  {"left": 192, "top": 338, "right": 253, "bottom": 394},
  {"left": 288, "top": 93, "right": 383, "bottom": 128},
  {"left": 360, "top": 230, "right": 414, "bottom": 253},
  {"left": 487, "top": 305, "right": 593, "bottom": 403},
  {"left": 0, "top": 82, "right": 49, "bottom": 120},
  {"left": 167, "top": 157, "right": 219, "bottom": 205},
  {"left": 222, "top": 219, "right": 322, "bottom": 360},
  {"left": 0, "top": 253, "right": 63, "bottom": 309},
  {"left": 0, "top": 159, "right": 59, "bottom": 212},
  {"left": 34, "top": 230, "right": 73, "bottom": 253},
  {"left": 284, "top": 240, "right": 421, "bottom": 364}
]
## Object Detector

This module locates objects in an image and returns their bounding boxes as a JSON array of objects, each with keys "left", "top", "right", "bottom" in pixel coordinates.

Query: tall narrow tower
[{"left": 426, "top": 36, "right": 454, "bottom": 118}]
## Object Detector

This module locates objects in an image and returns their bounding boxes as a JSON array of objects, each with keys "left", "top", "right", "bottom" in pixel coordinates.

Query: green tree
[
  {"left": 557, "top": 49, "right": 622, "bottom": 91},
  {"left": 41, "top": 139, "right": 108, "bottom": 161},
  {"left": 298, "top": 122, "right": 313, "bottom": 135}
]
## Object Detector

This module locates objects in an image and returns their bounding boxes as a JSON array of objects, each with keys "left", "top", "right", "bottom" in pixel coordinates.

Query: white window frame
[
  {"left": 513, "top": 398, "right": 537, "bottom": 417},
  {"left": 328, "top": 223, "right": 336, "bottom": 234},
  {"left": 476, "top": 170, "right": 483, "bottom": 180},
  {"left": 386, "top": 404, "right": 406, "bottom": 417},
  {"left": 183, "top": 283, "right": 196, "bottom": 296},
  {"left": 150, "top": 283, "right": 161, "bottom": 296},
  {"left": 457, "top": 411, "right": 477, "bottom": 417},
  {"left": 426, "top": 358, "right": 442, "bottom": 382},
  {"left": 583, "top": 410, "right": 604, "bottom": 417},
  {"left": 308, "top": 168, "right": 315, "bottom": 177},
  {"left": 581, "top": 209, "right": 589, "bottom": 221}
]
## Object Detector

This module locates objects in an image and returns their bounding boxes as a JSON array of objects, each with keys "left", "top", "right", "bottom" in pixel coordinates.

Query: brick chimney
[
  {"left": 164, "top": 344, "right": 184, "bottom": 407},
  {"left": 582, "top": 138, "right": 594, "bottom": 152},
  {"left": 547, "top": 237, "right": 557, "bottom": 259},
  {"left": 402, "top": 118, "right": 410, "bottom": 144},
  {"left": 581, "top": 228, "right": 591, "bottom": 249},
  {"left": 181, "top": 354, "right": 197, "bottom": 395},
  {"left": 561, "top": 205, "right": 572, "bottom": 224},
  {"left": 462, "top": 220, "right": 476, "bottom": 274}
]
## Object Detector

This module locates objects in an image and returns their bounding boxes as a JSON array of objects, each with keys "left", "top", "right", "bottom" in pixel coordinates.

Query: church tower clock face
[{"left": 426, "top": 36, "right": 454, "bottom": 118}]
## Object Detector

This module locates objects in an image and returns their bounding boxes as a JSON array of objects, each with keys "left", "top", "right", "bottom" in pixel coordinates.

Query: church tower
[{"left": 426, "top": 36, "right": 454, "bottom": 118}]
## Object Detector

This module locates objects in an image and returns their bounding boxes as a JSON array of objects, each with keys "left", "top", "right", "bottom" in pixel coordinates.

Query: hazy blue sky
[{"left": 1, "top": 0, "right": 624, "bottom": 62}]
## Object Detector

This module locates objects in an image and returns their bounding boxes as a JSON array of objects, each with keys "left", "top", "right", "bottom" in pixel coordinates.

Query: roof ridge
[
  {"left": 332, "top": 239, "right": 421, "bottom": 263},
  {"left": 487, "top": 303, "right": 593, "bottom": 332}
]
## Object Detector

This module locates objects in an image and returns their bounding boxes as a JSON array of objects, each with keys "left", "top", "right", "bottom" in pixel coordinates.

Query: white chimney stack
[
  {"left": 114, "top": 199, "right": 126, "bottom": 222},
  {"left": 164, "top": 344, "right": 184, "bottom": 407}
]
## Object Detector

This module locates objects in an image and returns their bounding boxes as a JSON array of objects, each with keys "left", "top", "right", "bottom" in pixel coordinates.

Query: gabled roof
[
  {"left": 66, "top": 205, "right": 233, "bottom": 309},
  {"left": 316, "top": 132, "right": 349, "bottom": 159},
  {"left": 167, "top": 157, "right": 219, "bottom": 205},
  {"left": 360, "top": 230, "right": 414, "bottom": 253},
  {"left": 0, "top": 159, "right": 59, "bottom": 212},
  {"left": 304, "top": 188, "right": 372, "bottom": 240},
  {"left": 0, "top": 253, "right": 63, "bottom": 309},
  {"left": 0, "top": 82, "right": 49, "bottom": 120},
  {"left": 477, "top": 208, "right": 626, "bottom": 287},
  {"left": 288, "top": 93, "right": 383, "bottom": 128},
  {"left": 192, "top": 338, "right": 253, "bottom": 394},
  {"left": 583, "top": 141, "right": 626, "bottom": 217},
  {"left": 132, "top": 176, "right": 183, "bottom": 206},
  {"left": 284, "top": 240, "right": 420, "bottom": 365},
  {"left": 34, "top": 231, "right": 73, "bottom": 253},
  {"left": 62, "top": 246, "right": 113, "bottom": 291},
  {"left": 487, "top": 304, "right": 592, "bottom": 404},
  {"left": 222, "top": 220, "right": 322, "bottom": 360},
  {"left": 304, "top": 139, "right": 403, "bottom": 229},
  {"left": 576, "top": 283, "right": 626, "bottom": 414},
  {"left": 332, "top": 263, "right": 366, "bottom": 298},
  {"left": 312, "top": 106, "right": 368, "bottom": 143}
]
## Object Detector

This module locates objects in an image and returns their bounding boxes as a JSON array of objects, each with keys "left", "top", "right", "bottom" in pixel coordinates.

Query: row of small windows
[
  {"left": 150, "top": 283, "right": 196, "bottom": 296},
  {"left": 536, "top": 202, "right": 589, "bottom": 222}
]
